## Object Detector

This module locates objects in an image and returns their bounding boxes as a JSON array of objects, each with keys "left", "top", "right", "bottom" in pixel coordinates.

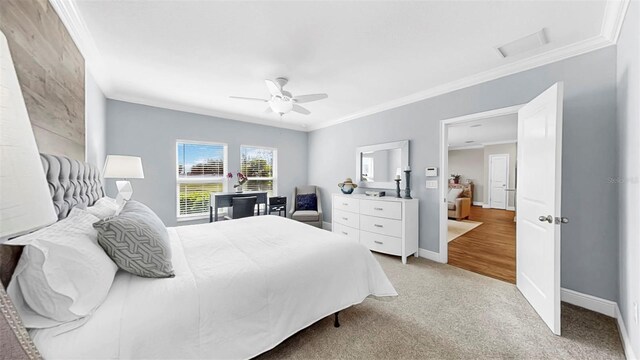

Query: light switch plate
[
  {"left": 425, "top": 167, "right": 438, "bottom": 177},
  {"left": 426, "top": 180, "right": 438, "bottom": 189}
]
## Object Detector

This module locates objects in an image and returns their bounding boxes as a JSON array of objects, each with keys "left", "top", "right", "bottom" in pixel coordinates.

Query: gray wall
[
  {"left": 85, "top": 70, "right": 107, "bottom": 170},
  {"left": 483, "top": 143, "right": 517, "bottom": 208},
  {"left": 105, "top": 100, "right": 308, "bottom": 227},
  {"left": 448, "top": 148, "right": 484, "bottom": 203},
  {"left": 308, "top": 46, "right": 619, "bottom": 301},
  {"left": 616, "top": 0, "right": 639, "bottom": 355}
]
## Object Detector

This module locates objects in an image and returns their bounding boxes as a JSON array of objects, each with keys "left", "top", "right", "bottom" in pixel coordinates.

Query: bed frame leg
[{"left": 334, "top": 312, "right": 340, "bottom": 328}]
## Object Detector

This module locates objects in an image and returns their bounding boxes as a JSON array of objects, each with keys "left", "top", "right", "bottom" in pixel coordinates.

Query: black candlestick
[
  {"left": 404, "top": 170, "right": 412, "bottom": 199},
  {"left": 394, "top": 178, "right": 401, "bottom": 198}
]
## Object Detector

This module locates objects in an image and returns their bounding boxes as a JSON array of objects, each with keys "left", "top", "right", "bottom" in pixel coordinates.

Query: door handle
[
  {"left": 374, "top": 241, "right": 383, "bottom": 245},
  {"left": 538, "top": 215, "right": 553, "bottom": 223},
  {"left": 374, "top": 224, "right": 383, "bottom": 228},
  {"left": 555, "top": 217, "right": 569, "bottom": 224}
]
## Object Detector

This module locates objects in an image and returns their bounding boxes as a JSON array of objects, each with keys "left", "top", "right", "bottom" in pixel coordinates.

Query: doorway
[{"left": 442, "top": 109, "right": 518, "bottom": 283}]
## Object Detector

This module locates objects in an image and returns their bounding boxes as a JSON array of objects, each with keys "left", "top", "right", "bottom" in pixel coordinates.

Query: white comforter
[{"left": 31, "top": 215, "right": 397, "bottom": 359}]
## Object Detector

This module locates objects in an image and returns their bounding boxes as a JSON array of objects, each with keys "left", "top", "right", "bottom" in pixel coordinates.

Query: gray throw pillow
[{"left": 93, "top": 201, "right": 175, "bottom": 278}]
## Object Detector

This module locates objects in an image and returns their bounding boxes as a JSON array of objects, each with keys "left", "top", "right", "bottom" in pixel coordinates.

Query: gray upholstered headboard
[
  {"left": 0, "top": 154, "right": 104, "bottom": 287},
  {"left": 40, "top": 154, "right": 104, "bottom": 220}
]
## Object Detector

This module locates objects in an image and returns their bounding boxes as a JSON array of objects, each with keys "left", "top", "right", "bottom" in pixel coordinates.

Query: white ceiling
[
  {"left": 65, "top": 0, "right": 626, "bottom": 131},
  {"left": 448, "top": 113, "right": 517, "bottom": 149}
]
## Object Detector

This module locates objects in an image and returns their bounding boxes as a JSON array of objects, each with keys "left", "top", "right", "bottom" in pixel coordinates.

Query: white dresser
[{"left": 332, "top": 193, "right": 419, "bottom": 264}]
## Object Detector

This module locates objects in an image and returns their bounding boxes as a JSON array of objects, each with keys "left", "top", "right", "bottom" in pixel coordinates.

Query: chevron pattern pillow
[{"left": 93, "top": 201, "right": 175, "bottom": 278}]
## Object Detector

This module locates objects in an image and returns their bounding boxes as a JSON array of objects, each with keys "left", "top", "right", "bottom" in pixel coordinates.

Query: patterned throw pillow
[
  {"left": 93, "top": 201, "right": 175, "bottom": 278},
  {"left": 296, "top": 193, "right": 318, "bottom": 211}
]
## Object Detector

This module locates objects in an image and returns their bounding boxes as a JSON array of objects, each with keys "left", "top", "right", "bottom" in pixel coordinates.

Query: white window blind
[
  {"left": 177, "top": 142, "right": 227, "bottom": 218},
  {"left": 240, "top": 146, "right": 276, "bottom": 196}
]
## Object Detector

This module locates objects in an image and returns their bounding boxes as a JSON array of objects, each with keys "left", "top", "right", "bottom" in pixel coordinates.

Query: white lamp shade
[
  {"left": 103, "top": 155, "right": 144, "bottom": 179},
  {"left": 0, "top": 31, "right": 57, "bottom": 241}
]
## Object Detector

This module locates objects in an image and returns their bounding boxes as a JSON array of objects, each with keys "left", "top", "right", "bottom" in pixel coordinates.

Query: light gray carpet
[{"left": 258, "top": 254, "right": 624, "bottom": 359}]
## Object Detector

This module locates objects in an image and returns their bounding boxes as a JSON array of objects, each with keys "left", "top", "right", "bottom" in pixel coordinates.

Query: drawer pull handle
[
  {"left": 374, "top": 241, "right": 383, "bottom": 245},
  {"left": 342, "top": 231, "right": 348, "bottom": 235},
  {"left": 374, "top": 207, "right": 384, "bottom": 210},
  {"left": 342, "top": 203, "right": 349, "bottom": 206},
  {"left": 342, "top": 217, "right": 348, "bottom": 221},
  {"left": 374, "top": 224, "right": 383, "bottom": 228}
]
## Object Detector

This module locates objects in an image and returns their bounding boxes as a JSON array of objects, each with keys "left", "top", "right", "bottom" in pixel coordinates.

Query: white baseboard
[
  {"left": 418, "top": 248, "right": 443, "bottom": 262},
  {"left": 473, "top": 201, "right": 484, "bottom": 206},
  {"left": 561, "top": 288, "right": 617, "bottom": 317},
  {"left": 482, "top": 204, "right": 490, "bottom": 208},
  {"left": 561, "top": 288, "right": 637, "bottom": 359},
  {"left": 506, "top": 206, "right": 516, "bottom": 211},
  {"left": 615, "top": 305, "right": 638, "bottom": 360},
  {"left": 322, "top": 221, "right": 332, "bottom": 231}
]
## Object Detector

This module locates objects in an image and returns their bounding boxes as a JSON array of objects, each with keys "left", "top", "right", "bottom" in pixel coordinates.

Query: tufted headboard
[
  {"left": 40, "top": 154, "right": 104, "bottom": 220},
  {"left": 0, "top": 154, "right": 104, "bottom": 287}
]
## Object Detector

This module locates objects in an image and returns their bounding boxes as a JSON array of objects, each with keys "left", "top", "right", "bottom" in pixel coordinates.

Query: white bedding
[{"left": 30, "top": 215, "right": 397, "bottom": 359}]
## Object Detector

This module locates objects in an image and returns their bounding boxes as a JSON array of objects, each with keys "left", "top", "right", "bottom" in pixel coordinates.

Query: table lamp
[{"left": 103, "top": 155, "right": 145, "bottom": 206}]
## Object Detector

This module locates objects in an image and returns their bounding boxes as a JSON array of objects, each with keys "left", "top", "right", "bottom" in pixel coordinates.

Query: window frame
[
  {"left": 175, "top": 140, "right": 228, "bottom": 221},
  {"left": 240, "top": 144, "right": 278, "bottom": 197}
]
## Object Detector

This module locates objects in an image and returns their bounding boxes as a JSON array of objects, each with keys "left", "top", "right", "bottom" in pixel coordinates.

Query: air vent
[{"left": 496, "top": 29, "right": 548, "bottom": 58}]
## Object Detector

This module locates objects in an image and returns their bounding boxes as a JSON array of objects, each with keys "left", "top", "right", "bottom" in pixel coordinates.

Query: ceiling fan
[{"left": 230, "top": 77, "right": 328, "bottom": 116}]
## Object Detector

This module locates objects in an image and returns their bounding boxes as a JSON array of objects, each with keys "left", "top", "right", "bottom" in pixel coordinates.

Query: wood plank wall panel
[{"left": 0, "top": 0, "right": 85, "bottom": 160}]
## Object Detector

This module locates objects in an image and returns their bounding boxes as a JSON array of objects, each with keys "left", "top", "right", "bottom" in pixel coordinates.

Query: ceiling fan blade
[
  {"left": 292, "top": 104, "right": 311, "bottom": 115},
  {"left": 265, "top": 80, "right": 282, "bottom": 97},
  {"left": 230, "top": 96, "right": 268, "bottom": 102},
  {"left": 293, "top": 93, "right": 328, "bottom": 103}
]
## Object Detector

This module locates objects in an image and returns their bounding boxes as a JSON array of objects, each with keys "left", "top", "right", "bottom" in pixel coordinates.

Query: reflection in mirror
[
  {"left": 356, "top": 140, "right": 409, "bottom": 190},
  {"left": 361, "top": 148, "right": 402, "bottom": 183}
]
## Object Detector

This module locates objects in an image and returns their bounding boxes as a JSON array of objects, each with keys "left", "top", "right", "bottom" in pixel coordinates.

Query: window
[
  {"left": 240, "top": 146, "right": 277, "bottom": 196},
  {"left": 176, "top": 141, "right": 227, "bottom": 218}
]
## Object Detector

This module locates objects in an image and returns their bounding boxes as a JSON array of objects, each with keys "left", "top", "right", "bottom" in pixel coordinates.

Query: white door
[
  {"left": 516, "top": 82, "right": 564, "bottom": 335},
  {"left": 489, "top": 154, "right": 509, "bottom": 209}
]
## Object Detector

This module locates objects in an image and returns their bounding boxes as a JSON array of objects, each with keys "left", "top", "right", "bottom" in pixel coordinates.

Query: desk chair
[{"left": 224, "top": 196, "right": 257, "bottom": 220}]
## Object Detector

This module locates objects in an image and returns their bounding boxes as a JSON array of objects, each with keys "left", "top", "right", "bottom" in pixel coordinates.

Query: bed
[{"left": 0, "top": 155, "right": 397, "bottom": 359}]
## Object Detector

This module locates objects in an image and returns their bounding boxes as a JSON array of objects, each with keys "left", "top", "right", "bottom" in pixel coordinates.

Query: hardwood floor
[{"left": 448, "top": 206, "right": 516, "bottom": 283}]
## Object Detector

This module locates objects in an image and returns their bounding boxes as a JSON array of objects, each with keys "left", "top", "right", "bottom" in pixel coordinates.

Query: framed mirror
[{"left": 356, "top": 140, "right": 409, "bottom": 189}]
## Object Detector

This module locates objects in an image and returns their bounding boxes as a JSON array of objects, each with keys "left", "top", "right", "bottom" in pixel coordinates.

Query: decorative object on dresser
[
  {"left": 103, "top": 155, "right": 145, "bottom": 207},
  {"left": 332, "top": 194, "right": 419, "bottom": 264},
  {"left": 290, "top": 186, "right": 323, "bottom": 228},
  {"left": 338, "top": 177, "right": 358, "bottom": 194},
  {"left": 365, "top": 191, "right": 385, "bottom": 197},
  {"left": 447, "top": 183, "right": 473, "bottom": 220},
  {"left": 403, "top": 166, "right": 412, "bottom": 199}
]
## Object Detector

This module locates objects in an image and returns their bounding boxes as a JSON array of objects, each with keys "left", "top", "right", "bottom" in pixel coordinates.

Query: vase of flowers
[
  {"left": 234, "top": 172, "right": 247, "bottom": 193},
  {"left": 450, "top": 173, "right": 461, "bottom": 184}
]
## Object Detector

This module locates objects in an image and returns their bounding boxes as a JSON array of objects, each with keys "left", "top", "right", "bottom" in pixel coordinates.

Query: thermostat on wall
[{"left": 425, "top": 167, "right": 438, "bottom": 177}]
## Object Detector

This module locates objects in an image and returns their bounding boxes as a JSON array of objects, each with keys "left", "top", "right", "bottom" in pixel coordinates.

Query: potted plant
[
  {"left": 450, "top": 174, "right": 461, "bottom": 184},
  {"left": 234, "top": 172, "right": 248, "bottom": 193}
]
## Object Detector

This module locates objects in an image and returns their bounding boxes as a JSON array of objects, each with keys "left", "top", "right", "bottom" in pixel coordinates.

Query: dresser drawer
[
  {"left": 333, "top": 223, "right": 359, "bottom": 243},
  {"left": 360, "top": 215, "right": 402, "bottom": 237},
  {"left": 360, "top": 231, "right": 401, "bottom": 256},
  {"left": 333, "top": 209, "right": 360, "bottom": 228},
  {"left": 333, "top": 196, "right": 360, "bottom": 213},
  {"left": 360, "top": 199, "right": 402, "bottom": 220}
]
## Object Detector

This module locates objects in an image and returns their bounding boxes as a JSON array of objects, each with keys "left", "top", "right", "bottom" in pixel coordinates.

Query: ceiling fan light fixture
[{"left": 269, "top": 99, "right": 293, "bottom": 114}]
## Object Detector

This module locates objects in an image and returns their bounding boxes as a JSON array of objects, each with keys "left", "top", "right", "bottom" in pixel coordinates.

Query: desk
[{"left": 210, "top": 191, "right": 268, "bottom": 222}]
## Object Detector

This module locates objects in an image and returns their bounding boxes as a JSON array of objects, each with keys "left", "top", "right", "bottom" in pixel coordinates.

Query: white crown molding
[
  {"left": 482, "top": 139, "right": 518, "bottom": 146},
  {"left": 108, "top": 93, "right": 309, "bottom": 132},
  {"left": 601, "top": 0, "right": 630, "bottom": 44},
  {"left": 309, "top": 1, "right": 629, "bottom": 132},
  {"left": 448, "top": 145, "right": 485, "bottom": 151},
  {"left": 52, "top": 0, "right": 629, "bottom": 133},
  {"left": 449, "top": 140, "right": 517, "bottom": 150}
]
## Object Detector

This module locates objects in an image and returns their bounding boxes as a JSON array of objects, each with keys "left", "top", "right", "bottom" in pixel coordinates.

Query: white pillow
[
  {"left": 6, "top": 208, "right": 118, "bottom": 328},
  {"left": 446, "top": 188, "right": 463, "bottom": 203},
  {"left": 86, "top": 197, "right": 119, "bottom": 219}
]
